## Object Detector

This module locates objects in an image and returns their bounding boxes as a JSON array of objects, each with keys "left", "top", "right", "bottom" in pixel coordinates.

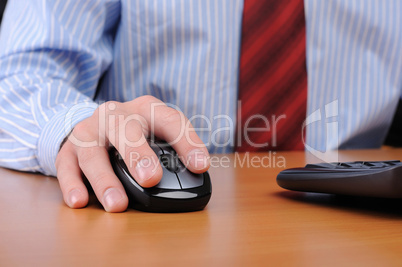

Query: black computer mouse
[{"left": 109, "top": 139, "right": 212, "bottom": 212}]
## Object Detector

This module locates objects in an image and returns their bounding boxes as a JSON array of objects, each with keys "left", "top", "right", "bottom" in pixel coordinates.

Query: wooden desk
[{"left": 1, "top": 149, "right": 402, "bottom": 266}]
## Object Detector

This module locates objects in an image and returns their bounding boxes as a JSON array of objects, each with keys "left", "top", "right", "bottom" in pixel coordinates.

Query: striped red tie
[{"left": 236, "top": 0, "right": 307, "bottom": 152}]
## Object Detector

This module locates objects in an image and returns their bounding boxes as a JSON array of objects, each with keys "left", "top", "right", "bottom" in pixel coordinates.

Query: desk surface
[{"left": 2, "top": 149, "right": 402, "bottom": 266}]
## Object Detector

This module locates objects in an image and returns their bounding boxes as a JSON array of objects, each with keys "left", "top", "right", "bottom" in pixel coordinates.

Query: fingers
[
  {"left": 129, "top": 96, "right": 210, "bottom": 173},
  {"left": 110, "top": 127, "right": 163, "bottom": 188},
  {"left": 56, "top": 142, "right": 89, "bottom": 209},
  {"left": 56, "top": 138, "right": 129, "bottom": 213},
  {"left": 99, "top": 102, "right": 164, "bottom": 187},
  {"left": 55, "top": 97, "right": 210, "bottom": 213},
  {"left": 76, "top": 145, "right": 128, "bottom": 212}
]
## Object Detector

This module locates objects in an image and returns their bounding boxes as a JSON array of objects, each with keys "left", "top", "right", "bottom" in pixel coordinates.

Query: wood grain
[{"left": 1, "top": 149, "right": 402, "bottom": 266}]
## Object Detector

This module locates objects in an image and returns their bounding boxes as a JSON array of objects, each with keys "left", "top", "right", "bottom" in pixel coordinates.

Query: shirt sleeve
[{"left": 0, "top": 0, "right": 121, "bottom": 176}]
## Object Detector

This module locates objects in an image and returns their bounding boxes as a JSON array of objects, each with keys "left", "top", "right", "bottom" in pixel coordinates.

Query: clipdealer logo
[
  {"left": 62, "top": 99, "right": 339, "bottom": 169},
  {"left": 303, "top": 99, "right": 339, "bottom": 163}
]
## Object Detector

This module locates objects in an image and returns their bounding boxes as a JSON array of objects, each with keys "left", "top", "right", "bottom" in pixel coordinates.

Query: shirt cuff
[{"left": 36, "top": 102, "right": 99, "bottom": 176}]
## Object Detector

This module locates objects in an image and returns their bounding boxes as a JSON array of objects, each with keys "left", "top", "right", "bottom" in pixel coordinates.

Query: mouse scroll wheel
[{"left": 159, "top": 154, "right": 179, "bottom": 172}]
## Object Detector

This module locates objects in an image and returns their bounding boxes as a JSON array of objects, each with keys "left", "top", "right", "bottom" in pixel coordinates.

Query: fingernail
[
  {"left": 135, "top": 158, "right": 157, "bottom": 183},
  {"left": 187, "top": 149, "right": 209, "bottom": 170},
  {"left": 103, "top": 188, "right": 123, "bottom": 212},
  {"left": 67, "top": 189, "right": 82, "bottom": 208}
]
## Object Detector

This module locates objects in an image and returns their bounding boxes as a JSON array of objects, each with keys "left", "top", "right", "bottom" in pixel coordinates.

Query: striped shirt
[{"left": 0, "top": 0, "right": 401, "bottom": 176}]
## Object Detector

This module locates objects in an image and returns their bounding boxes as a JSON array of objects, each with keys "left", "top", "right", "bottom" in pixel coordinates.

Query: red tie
[{"left": 236, "top": 0, "right": 307, "bottom": 152}]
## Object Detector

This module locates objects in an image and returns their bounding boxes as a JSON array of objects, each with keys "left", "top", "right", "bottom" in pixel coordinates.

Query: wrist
[{"left": 37, "top": 102, "right": 98, "bottom": 176}]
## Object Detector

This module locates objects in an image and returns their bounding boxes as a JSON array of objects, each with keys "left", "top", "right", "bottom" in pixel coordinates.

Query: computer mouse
[{"left": 109, "top": 139, "right": 212, "bottom": 212}]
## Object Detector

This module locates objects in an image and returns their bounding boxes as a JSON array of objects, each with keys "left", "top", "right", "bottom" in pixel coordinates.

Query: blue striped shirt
[{"left": 0, "top": 0, "right": 401, "bottom": 176}]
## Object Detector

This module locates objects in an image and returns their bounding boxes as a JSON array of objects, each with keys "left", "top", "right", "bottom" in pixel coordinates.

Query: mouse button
[
  {"left": 153, "top": 140, "right": 171, "bottom": 152},
  {"left": 177, "top": 170, "right": 204, "bottom": 189},
  {"left": 159, "top": 154, "right": 179, "bottom": 172},
  {"left": 154, "top": 166, "right": 182, "bottom": 189},
  {"left": 153, "top": 141, "right": 180, "bottom": 159}
]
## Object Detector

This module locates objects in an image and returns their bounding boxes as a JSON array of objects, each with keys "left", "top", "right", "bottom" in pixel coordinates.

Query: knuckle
[
  {"left": 70, "top": 122, "right": 99, "bottom": 147},
  {"left": 99, "top": 101, "right": 119, "bottom": 113},
  {"left": 161, "top": 108, "right": 186, "bottom": 127},
  {"left": 92, "top": 172, "right": 113, "bottom": 195},
  {"left": 97, "top": 102, "right": 108, "bottom": 113},
  {"left": 77, "top": 148, "right": 97, "bottom": 168},
  {"left": 135, "top": 95, "right": 159, "bottom": 104},
  {"left": 134, "top": 95, "right": 164, "bottom": 113},
  {"left": 164, "top": 108, "right": 183, "bottom": 122},
  {"left": 72, "top": 120, "right": 90, "bottom": 136}
]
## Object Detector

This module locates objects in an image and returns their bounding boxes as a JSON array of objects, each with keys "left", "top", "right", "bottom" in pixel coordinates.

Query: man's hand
[{"left": 55, "top": 96, "right": 210, "bottom": 212}]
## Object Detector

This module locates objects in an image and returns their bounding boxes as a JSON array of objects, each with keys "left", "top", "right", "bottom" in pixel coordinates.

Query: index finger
[{"left": 127, "top": 96, "right": 210, "bottom": 173}]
